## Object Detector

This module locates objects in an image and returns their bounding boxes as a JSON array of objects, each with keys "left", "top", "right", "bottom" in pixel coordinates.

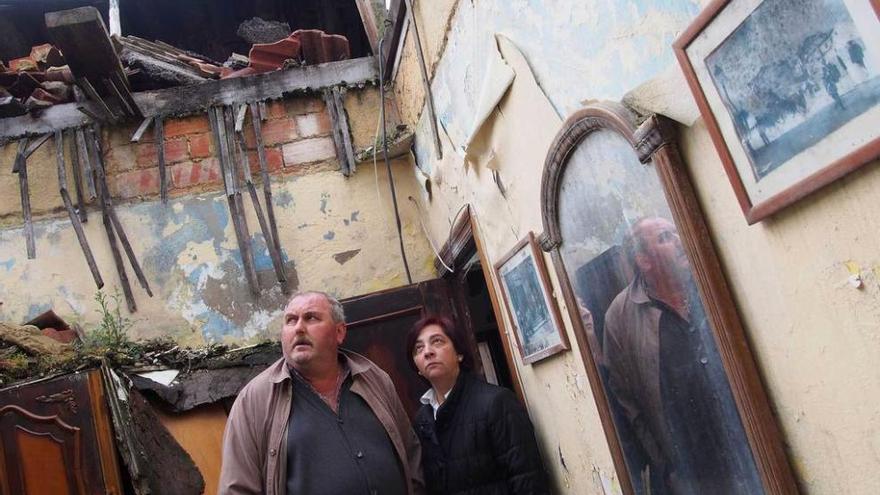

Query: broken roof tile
[
  {"left": 294, "top": 29, "right": 350, "bottom": 66},
  {"left": 247, "top": 36, "right": 302, "bottom": 73},
  {"left": 224, "top": 30, "right": 351, "bottom": 79},
  {"left": 9, "top": 57, "right": 37, "bottom": 72}
]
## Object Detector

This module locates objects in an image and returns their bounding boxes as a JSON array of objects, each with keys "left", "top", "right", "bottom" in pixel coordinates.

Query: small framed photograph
[
  {"left": 494, "top": 232, "right": 569, "bottom": 364},
  {"left": 674, "top": 0, "right": 880, "bottom": 224}
]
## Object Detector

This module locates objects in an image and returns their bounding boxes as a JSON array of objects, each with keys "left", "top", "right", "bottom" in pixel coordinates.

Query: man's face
[
  {"left": 281, "top": 293, "right": 346, "bottom": 372},
  {"left": 633, "top": 217, "right": 689, "bottom": 279}
]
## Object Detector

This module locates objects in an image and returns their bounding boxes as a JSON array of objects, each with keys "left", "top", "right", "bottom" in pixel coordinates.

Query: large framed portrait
[
  {"left": 537, "top": 103, "right": 797, "bottom": 494},
  {"left": 675, "top": 0, "right": 880, "bottom": 223},
  {"left": 494, "top": 232, "right": 569, "bottom": 365}
]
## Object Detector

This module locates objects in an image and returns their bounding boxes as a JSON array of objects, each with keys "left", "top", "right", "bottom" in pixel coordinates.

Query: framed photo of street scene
[
  {"left": 494, "top": 232, "right": 569, "bottom": 365},
  {"left": 674, "top": 0, "right": 880, "bottom": 224},
  {"left": 537, "top": 102, "right": 798, "bottom": 494}
]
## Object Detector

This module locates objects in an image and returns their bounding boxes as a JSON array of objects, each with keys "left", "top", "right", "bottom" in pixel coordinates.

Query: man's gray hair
[{"left": 286, "top": 291, "right": 346, "bottom": 323}]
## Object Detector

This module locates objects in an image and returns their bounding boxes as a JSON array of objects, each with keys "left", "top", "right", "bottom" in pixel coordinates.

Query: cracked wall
[{"left": 0, "top": 89, "right": 435, "bottom": 344}]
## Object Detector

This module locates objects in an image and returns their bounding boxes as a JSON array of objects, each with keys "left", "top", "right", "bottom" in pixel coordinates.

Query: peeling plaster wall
[
  {"left": 680, "top": 124, "right": 880, "bottom": 494},
  {"left": 0, "top": 92, "right": 435, "bottom": 345},
  {"left": 395, "top": 0, "right": 880, "bottom": 494}
]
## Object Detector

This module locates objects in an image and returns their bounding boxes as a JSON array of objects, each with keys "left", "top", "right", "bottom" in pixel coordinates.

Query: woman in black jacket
[{"left": 406, "top": 316, "right": 550, "bottom": 495}]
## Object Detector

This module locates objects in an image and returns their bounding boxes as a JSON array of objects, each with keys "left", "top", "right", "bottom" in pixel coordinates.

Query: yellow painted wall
[
  {"left": 0, "top": 89, "right": 436, "bottom": 344},
  {"left": 680, "top": 122, "right": 880, "bottom": 494},
  {"left": 397, "top": 30, "right": 623, "bottom": 492},
  {"left": 392, "top": 0, "right": 880, "bottom": 494}
]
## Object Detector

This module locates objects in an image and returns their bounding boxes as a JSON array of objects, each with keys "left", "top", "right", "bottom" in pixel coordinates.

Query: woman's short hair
[{"left": 405, "top": 315, "right": 474, "bottom": 372}]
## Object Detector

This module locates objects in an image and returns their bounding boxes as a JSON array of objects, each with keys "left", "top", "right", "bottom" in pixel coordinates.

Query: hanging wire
[{"left": 379, "top": 28, "right": 413, "bottom": 285}]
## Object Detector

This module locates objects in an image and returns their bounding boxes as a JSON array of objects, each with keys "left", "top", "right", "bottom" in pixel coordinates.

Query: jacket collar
[
  {"left": 628, "top": 273, "right": 652, "bottom": 305},
  {"left": 266, "top": 348, "right": 373, "bottom": 384}
]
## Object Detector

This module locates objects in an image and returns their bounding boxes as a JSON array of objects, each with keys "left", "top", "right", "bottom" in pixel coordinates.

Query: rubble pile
[{"left": 0, "top": 43, "right": 75, "bottom": 117}]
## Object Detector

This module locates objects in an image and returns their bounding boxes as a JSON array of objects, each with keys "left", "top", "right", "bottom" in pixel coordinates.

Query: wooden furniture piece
[{"left": 0, "top": 369, "right": 123, "bottom": 495}]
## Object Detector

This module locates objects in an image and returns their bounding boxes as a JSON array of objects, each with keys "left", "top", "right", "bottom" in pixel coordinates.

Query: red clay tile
[
  {"left": 248, "top": 36, "right": 302, "bottom": 73},
  {"left": 30, "top": 44, "right": 65, "bottom": 68},
  {"left": 9, "top": 57, "right": 37, "bottom": 72},
  {"left": 294, "top": 30, "right": 350, "bottom": 66}
]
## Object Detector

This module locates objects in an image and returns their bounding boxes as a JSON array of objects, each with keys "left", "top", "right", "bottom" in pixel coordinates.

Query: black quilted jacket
[{"left": 414, "top": 372, "right": 550, "bottom": 495}]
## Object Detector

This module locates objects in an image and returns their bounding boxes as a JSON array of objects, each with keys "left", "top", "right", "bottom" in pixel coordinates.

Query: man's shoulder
[
  {"left": 343, "top": 349, "right": 390, "bottom": 379},
  {"left": 605, "top": 284, "right": 633, "bottom": 323},
  {"left": 237, "top": 357, "right": 287, "bottom": 400}
]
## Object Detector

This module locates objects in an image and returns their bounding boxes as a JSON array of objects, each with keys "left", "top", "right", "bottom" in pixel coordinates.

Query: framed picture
[
  {"left": 674, "top": 0, "right": 880, "bottom": 224},
  {"left": 494, "top": 232, "right": 569, "bottom": 364}
]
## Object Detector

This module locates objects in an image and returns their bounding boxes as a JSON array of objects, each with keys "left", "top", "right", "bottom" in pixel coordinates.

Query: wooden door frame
[
  {"left": 537, "top": 102, "right": 797, "bottom": 494},
  {"left": 435, "top": 205, "right": 525, "bottom": 403}
]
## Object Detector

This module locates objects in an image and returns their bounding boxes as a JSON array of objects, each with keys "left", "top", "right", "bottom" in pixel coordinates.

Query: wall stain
[
  {"left": 274, "top": 190, "right": 294, "bottom": 208},
  {"left": 320, "top": 192, "right": 330, "bottom": 214},
  {"left": 350, "top": 210, "right": 360, "bottom": 222},
  {"left": 333, "top": 249, "right": 361, "bottom": 265},
  {"left": 324, "top": 231, "right": 335, "bottom": 240},
  {"left": 200, "top": 258, "right": 289, "bottom": 331},
  {"left": 0, "top": 258, "right": 14, "bottom": 272}
]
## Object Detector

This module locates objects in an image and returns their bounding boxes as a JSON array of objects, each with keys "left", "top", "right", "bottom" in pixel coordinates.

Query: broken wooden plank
[
  {"left": 66, "top": 129, "right": 88, "bottom": 222},
  {"left": 131, "top": 366, "right": 268, "bottom": 412},
  {"left": 250, "top": 102, "right": 283, "bottom": 258},
  {"left": 209, "top": 107, "right": 235, "bottom": 197},
  {"left": 106, "top": 205, "right": 154, "bottom": 297},
  {"left": 223, "top": 106, "right": 260, "bottom": 296},
  {"left": 45, "top": 7, "right": 128, "bottom": 100},
  {"left": 235, "top": 119, "right": 288, "bottom": 292},
  {"left": 90, "top": 127, "right": 153, "bottom": 299},
  {"left": 75, "top": 127, "right": 97, "bottom": 200},
  {"left": 234, "top": 104, "right": 247, "bottom": 133},
  {"left": 209, "top": 106, "right": 259, "bottom": 295},
  {"left": 11, "top": 138, "right": 35, "bottom": 259},
  {"left": 76, "top": 77, "right": 118, "bottom": 121},
  {"left": 104, "top": 76, "right": 138, "bottom": 117},
  {"left": 155, "top": 116, "right": 167, "bottom": 203},
  {"left": 87, "top": 126, "right": 136, "bottom": 312},
  {"left": 0, "top": 57, "right": 378, "bottom": 142},
  {"left": 130, "top": 116, "right": 153, "bottom": 143},
  {"left": 55, "top": 130, "right": 103, "bottom": 288},
  {"left": 119, "top": 48, "right": 208, "bottom": 87},
  {"left": 102, "top": 365, "right": 150, "bottom": 495},
  {"left": 111, "top": 72, "right": 142, "bottom": 117},
  {"left": 324, "top": 87, "right": 357, "bottom": 176}
]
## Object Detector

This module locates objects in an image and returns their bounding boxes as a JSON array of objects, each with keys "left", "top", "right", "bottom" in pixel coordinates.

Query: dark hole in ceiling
[{"left": 119, "top": 0, "right": 372, "bottom": 63}]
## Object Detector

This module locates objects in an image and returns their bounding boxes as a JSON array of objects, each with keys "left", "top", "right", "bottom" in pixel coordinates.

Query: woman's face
[{"left": 412, "top": 324, "right": 461, "bottom": 384}]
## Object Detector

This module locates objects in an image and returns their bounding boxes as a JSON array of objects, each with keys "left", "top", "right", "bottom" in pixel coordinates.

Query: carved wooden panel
[{"left": 0, "top": 370, "right": 122, "bottom": 495}]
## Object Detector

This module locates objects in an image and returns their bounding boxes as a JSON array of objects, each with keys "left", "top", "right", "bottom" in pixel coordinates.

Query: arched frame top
[{"left": 536, "top": 102, "right": 798, "bottom": 494}]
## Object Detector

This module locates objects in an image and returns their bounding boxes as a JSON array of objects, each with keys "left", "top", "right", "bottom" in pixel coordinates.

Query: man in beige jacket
[{"left": 218, "top": 291, "right": 424, "bottom": 495}]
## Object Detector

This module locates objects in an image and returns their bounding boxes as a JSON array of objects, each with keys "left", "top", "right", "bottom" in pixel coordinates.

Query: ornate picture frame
[
  {"left": 537, "top": 102, "right": 797, "bottom": 494},
  {"left": 674, "top": 0, "right": 880, "bottom": 223},
  {"left": 494, "top": 232, "right": 569, "bottom": 365}
]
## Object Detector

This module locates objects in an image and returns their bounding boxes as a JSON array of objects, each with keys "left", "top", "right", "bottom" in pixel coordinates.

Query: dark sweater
[
  {"left": 415, "top": 372, "right": 550, "bottom": 495},
  {"left": 286, "top": 374, "right": 406, "bottom": 495}
]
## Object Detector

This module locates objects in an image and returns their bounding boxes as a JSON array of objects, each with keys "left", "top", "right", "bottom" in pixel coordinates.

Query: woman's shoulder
[{"left": 461, "top": 374, "right": 516, "bottom": 407}]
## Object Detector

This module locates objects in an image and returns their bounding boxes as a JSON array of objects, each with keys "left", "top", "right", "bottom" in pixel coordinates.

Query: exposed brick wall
[{"left": 104, "top": 95, "right": 336, "bottom": 201}]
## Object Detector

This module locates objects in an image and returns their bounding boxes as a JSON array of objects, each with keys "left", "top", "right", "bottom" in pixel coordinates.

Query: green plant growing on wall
[{"left": 81, "top": 289, "right": 136, "bottom": 355}]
